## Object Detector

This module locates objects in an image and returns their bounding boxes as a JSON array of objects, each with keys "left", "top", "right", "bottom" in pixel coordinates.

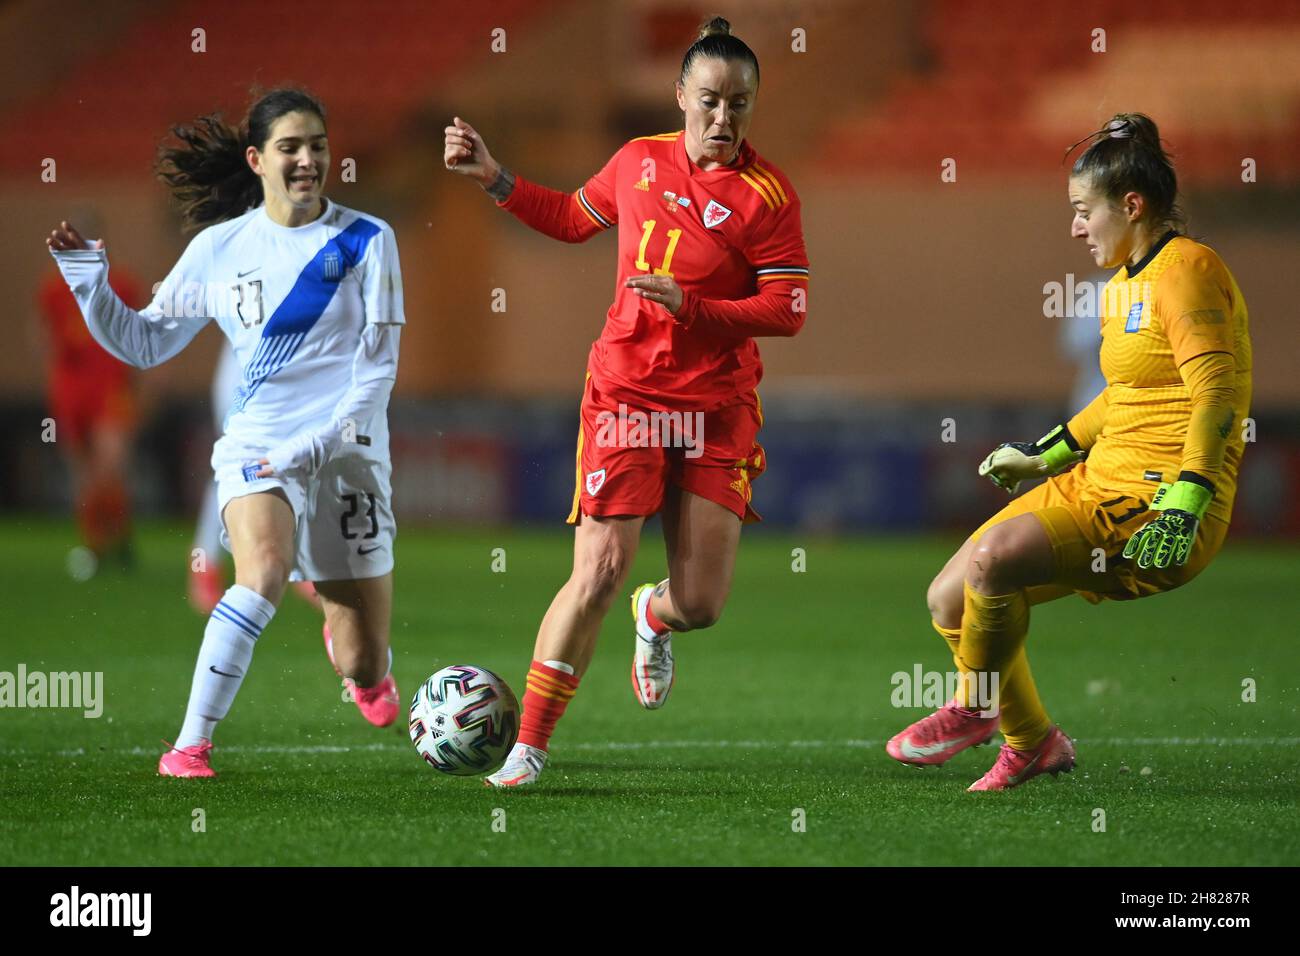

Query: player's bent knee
[
  {"left": 926, "top": 574, "right": 962, "bottom": 630},
  {"left": 965, "top": 524, "right": 1027, "bottom": 594},
  {"left": 235, "top": 547, "right": 293, "bottom": 600},
  {"left": 673, "top": 595, "right": 724, "bottom": 631}
]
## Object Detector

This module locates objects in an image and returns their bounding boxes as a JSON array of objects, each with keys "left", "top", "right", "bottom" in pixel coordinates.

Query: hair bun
[
  {"left": 1106, "top": 117, "right": 1132, "bottom": 139},
  {"left": 699, "top": 15, "right": 731, "bottom": 39}
]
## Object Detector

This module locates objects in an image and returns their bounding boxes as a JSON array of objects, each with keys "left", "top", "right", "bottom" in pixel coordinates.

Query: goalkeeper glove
[
  {"left": 1122, "top": 477, "right": 1213, "bottom": 570},
  {"left": 978, "top": 424, "right": 1085, "bottom": 495}
]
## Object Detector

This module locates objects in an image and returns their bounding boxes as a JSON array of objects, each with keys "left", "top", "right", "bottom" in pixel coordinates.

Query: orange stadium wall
[{"left": 4, "top": 0, "right": 1296, "bottom": 410}]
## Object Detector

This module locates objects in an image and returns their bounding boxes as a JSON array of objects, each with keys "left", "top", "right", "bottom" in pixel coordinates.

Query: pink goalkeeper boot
[
  {"left": 887, "top": 700, "right": 1001, "bottom": 766},
  {"left": 968, "top": 725, "right": 1076, "bottom": 791}
]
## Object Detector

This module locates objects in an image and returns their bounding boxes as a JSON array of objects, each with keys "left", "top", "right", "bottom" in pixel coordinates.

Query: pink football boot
[
  {"left": 324, "top": 623, "right": 400, "bottom": 728},
  {"left": 187, "top": 567, "right": 224, "bottom": 615},
  {"left": 886, "top": 701, "right": 1001, "bottom": 766},
  {"left": 158, "top": 740, "right": 216, "bottom": 778},
  {"left": 968, "top": 725, "right": 1076, "bottom": 791}
]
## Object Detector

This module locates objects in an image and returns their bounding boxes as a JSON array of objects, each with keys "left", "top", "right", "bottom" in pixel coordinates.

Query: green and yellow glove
[
  {"left": 1122, "top": 477, "right": 1213, "bottom": 570},
  {"left": 978, "top": 424, "right": 1085, "bottom": 495}
]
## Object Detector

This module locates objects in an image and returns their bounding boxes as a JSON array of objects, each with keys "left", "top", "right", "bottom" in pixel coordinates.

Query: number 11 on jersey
[{"left": 634, "top": 220, "right": 683, "bottom": 277}]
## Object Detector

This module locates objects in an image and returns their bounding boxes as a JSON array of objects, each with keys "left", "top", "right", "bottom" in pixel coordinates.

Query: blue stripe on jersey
[
  {"left": 261, "top": 218, "right": 382, "bottom": 337},
  {"left": 230, "top": 217, "right": 383, "bottom": 417}
]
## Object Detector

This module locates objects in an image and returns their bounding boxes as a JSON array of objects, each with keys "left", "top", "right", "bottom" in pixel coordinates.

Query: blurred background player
[
  {"left": 445, "top": 17, "right": 810, "bottom": 788},
  {"left": 37, "top": 209, "right": 143, "bottom": 576},
  {"left": 48, "top": 88, "right": 406, "bottom": 777},
  {"left": 887, "top": 113, "right": 1252, "bottom": 791},
  {"left": 188, "top": 340, "right": 238, "bottom": 611},
  {"left": 1059, "top": 270, "right": 1110, "bottom": 418},
  {"left": 189, "top": 339, "right": 324, "bottom": 614}
]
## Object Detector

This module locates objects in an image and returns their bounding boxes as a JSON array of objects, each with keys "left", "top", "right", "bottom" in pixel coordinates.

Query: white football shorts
[{"left": 213, "top": 441, "right": 395, "bottom": 583}]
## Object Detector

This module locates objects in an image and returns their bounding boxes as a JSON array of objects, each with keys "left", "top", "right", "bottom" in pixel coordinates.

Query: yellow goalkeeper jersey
[{"left": 1080, "top": 231, "right": 1252, "bottom": 524}]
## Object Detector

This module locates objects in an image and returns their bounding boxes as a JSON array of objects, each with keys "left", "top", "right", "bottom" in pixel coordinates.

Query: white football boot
[
  {"left": 631, "top": 582, "right": 675, "bottom": 709},
  {"left": 483, "top": 742, "right": 548, "bottom": 788}
]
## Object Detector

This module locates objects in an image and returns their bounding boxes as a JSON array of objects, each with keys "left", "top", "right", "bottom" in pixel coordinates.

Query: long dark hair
[
  {"left": 156, "top": 88, "right": 327, "bottom": 231},
  {"left": 1066, "top": 112, "right": 1184, "bottom": 232},
  {"left": 679, "top": 16, "right": 759, "bottom": 86}
]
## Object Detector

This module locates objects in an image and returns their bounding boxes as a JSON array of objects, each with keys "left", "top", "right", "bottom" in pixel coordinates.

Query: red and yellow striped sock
[{"left": 518, "top": 660, "right": 580, "bottom": 751}]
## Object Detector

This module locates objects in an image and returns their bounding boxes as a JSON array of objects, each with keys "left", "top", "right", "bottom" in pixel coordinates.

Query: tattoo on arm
[{"left": 484, "top": 167, "right": 516, "bottom": 202}]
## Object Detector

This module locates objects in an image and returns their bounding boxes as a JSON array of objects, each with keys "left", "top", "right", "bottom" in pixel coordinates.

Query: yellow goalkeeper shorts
[{"left": 969, "top": 463, "right": 1228, "bottom": 604}]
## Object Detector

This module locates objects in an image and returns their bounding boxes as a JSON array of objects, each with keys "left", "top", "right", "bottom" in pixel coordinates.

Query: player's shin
[{"left": 175, "top": 585, "right": 276, "bottom": 747}]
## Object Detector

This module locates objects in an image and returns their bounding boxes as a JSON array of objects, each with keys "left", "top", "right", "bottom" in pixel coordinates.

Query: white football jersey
[{"left": 146, "top": 200, "right": 405, "bottom": 461}]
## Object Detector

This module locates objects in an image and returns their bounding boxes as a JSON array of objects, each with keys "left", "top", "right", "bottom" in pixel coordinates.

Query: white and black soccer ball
[{"left": 409, "top": 665, "right": 520, "bottom": 776}]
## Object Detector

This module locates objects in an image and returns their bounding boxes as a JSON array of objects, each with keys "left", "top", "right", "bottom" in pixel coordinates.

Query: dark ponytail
[
  {"left": 679, "top": 16, "right": 759, "bottom": 86},
  {"left": 1066, "top": 112, "right": 1184, "bottom": 232},
  {"left": 156, "top": 87, "right": 327, "bottom": 231}
]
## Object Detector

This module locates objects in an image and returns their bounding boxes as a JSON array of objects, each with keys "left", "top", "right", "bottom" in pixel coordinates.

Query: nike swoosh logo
[
  {"left": 357, "top": 545, "right": 383, "bottom": 555},
  {"left": 1008, "top": 752, "right": 1044, "bottom": 785},
  {"left": 209, "top": 665, "right": 241, "bottom": 678},
  {"left": 237, "top": 268, "right": 260, "bottom": 278},
  {"left": 900, "top": 729, "right": 987, "bottom": 759}
]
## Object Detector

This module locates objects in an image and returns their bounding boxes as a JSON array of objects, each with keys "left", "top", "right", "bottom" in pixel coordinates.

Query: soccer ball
[{"left": 408, "top": 665, "right": 520, "bottom": 776}]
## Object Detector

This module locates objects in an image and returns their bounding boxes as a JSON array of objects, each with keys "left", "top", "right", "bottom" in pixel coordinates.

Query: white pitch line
[{"left": 3, "top": 737, "right": 1299, "bottom": 759}]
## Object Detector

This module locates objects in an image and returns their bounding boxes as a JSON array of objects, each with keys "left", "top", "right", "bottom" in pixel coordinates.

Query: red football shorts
[
  {"left": 567, "top": 372, "right": 766, "bottom": 524},
  {"left": 48, "top": 376, "right": 136, "bottom": 450}
]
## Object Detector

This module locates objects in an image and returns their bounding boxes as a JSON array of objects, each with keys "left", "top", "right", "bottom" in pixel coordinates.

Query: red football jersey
[
  {"left": 499, "top": 131, "right": 809, "bottom": 411},
  {"left": 40, "top": 267, "right": 142, "bottom": 393}
]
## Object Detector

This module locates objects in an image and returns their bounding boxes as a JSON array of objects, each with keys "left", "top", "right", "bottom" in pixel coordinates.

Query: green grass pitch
[{"left": 1, "top": 518, "right": 1296, "bottom": 866}]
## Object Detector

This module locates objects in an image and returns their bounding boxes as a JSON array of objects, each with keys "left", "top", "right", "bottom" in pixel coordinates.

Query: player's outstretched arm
[
  {"left": 443, "top": 116, "right": 607, "bottom": 244},
  {"left": 46, "top": 220, "right": 210, "bottom": 369},
  {"left": 978, "top": 424, "right": 1086, "bottom": 495}
]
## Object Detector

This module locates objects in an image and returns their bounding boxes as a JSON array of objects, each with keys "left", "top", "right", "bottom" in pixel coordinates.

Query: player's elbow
[
  {"left": 769, "top": 285, "right": 807, "bottom": 336},
  {"left": 772, "top": 307, "right": 806, "bottom": 337},
  {"left": 105, "top": 342, "right": 155, "bottom": 370},
  {"left": 132, "top": 347, "right": 164, "bottom": 370},
  {"left": 559, "top": 225, "right": 599, "bottom": 244}
]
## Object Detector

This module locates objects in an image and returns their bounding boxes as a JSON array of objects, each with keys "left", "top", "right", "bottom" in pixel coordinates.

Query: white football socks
[{"left": 176, "top": 584, "right": 276, "bottom": 748}]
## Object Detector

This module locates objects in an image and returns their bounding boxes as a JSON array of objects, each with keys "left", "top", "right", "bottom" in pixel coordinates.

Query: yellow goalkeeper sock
[
  {"left": 931, "top": 618, "right": 962, "bottom": 666},
  {"left": 931, "top": 619, "right": 980, "bottom": 707},
  {"left": 998, "top": 647, "right": 1052, "bottom": 751},
  {"left": 957, "top": 584, "right": 1029, "bottom": 711}
]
